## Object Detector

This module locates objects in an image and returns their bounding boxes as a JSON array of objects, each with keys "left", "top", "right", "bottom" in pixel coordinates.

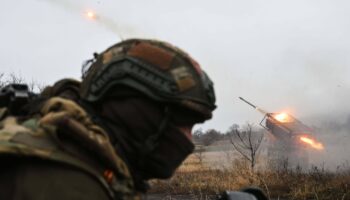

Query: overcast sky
[{"left": 1, "top": 0, "right": 350, "bottom": 132}]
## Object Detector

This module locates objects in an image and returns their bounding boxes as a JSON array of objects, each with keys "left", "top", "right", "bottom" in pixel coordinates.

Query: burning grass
[{"left": 149, "top": 156, "right": 350, "bottom": 200}]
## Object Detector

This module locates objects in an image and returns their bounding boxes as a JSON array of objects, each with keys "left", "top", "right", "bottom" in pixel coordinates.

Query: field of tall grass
[{"left": 149, "top": 155, "right": 350, "bottom": 200}]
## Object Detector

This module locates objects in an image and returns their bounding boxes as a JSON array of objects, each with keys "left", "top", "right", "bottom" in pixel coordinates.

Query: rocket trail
[{"left": 40, "top": 0, "right": 129, "bottom": 39}]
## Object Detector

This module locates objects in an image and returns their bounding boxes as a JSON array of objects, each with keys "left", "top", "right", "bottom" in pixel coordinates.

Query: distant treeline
[{"left": 193, "top": 124, "right": 246, "bottom": 146}]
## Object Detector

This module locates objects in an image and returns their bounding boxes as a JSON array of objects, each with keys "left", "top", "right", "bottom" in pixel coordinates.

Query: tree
[
  {"left": 193, "top": 128, "right": 223, "bottom": 146},
  {"left": 0, "top": 73, "right": 44, "bottom": 92},
  {"left": 192, "top": 128, "right": 204, "bottom": 143},
  {"left": 228, "top": 123, "right": 264, "bottom": 171},
  {"left": 7, "top": 73, "right": 25, "bottom": 84},
  {"left": 194, "top": 145, "right": 206, "bottom": 166},
  {"left": 201, "top": 129, "right": 222, "bottom": 146}
]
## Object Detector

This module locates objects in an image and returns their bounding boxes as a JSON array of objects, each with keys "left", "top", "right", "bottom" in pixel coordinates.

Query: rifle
[{"left": 0, "top": 84, "right": 37, "bottom": 115}]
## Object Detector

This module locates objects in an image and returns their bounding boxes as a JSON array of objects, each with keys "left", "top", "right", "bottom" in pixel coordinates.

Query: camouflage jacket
[{"left": 0, "top": 97, "right": 140, "bottom": 200}]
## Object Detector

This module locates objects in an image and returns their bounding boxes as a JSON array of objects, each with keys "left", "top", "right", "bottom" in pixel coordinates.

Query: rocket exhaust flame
[
  {"left": 83, "top": 9, "right": 124, "bottom": 39},
  {"left": 273, "top": 113, "right": 292, "bottom": 123},
  {"left": 299, "top": 136, "right": 324, "bottom": 150},
  {"left": 42, "top": 0, "right": 135, "bottom": 39},
  {"left": 85, "top": 10, "right": 96, "bottom": 20},
  {"left": 239, "top": 97, "right": 325, "bottom": 156},
  {"left": 80, "top": 9, "right": 125, "bottom": 39}
]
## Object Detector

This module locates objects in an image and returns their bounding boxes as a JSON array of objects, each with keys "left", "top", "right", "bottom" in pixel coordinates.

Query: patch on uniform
[
  {"left": 127, "top": 42, "right": 174, "bottom": 70},
  {"left": 102, "top": 47, "right": 123, "bottom": 65},
  {"left": 171, "top": 66, "right": 196, "bottom": 91}
]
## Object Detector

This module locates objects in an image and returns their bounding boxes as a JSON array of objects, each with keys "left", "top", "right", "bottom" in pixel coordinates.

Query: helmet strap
[{"left": 141, "top": 106, "right": 171, "bottom": 155}]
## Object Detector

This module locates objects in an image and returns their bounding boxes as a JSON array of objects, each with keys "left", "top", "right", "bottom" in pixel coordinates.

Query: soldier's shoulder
[{"left": 0, "top": 96, "right": 139, "bottom": 199}]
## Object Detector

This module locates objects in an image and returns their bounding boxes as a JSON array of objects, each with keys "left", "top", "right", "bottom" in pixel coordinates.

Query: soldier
[{"left": 0, "top": 39, "right": 216, "bottom": 199}]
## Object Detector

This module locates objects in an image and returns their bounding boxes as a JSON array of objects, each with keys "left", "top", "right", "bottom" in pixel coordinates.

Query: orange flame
[
  {"left": 85, "top": 10, "right": 96, "bottom": 20},
  {"left": 299, "top": 136, "right": 324, "bottom": 150},
  {"left": 273, "top": 113, "right": 292, "bottom": 123}
]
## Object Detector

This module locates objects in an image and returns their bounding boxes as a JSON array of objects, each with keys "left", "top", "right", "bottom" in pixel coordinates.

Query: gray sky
[{"left": 1, "top": 0, "right": 350, "bottom": 132}]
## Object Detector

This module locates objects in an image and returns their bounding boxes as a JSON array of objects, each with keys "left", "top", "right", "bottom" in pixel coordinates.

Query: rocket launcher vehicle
[{"left": 239, "top": 97, "right": 324, "bottom": 150}]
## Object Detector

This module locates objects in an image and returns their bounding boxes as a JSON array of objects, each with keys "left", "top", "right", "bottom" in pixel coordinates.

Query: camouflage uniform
[
  {"left": 0, "top": 39, "right": 216, "bottom": 199},
  {"left": 0, "top": 97, "right": 138, "bottom": 200}
]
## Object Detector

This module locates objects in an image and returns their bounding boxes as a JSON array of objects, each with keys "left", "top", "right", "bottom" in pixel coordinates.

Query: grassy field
[{"left": 149, "top": 155, "right": 350, "bottom": 200}]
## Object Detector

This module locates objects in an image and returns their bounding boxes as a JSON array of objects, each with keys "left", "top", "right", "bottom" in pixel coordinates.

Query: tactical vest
[{"left": 0, "top": 97, "right": 139, "bottom": 200}]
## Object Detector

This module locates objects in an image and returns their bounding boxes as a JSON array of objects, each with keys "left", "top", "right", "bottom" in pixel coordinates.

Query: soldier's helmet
[{"left": 80, "top": 39, "right": 216, "bottom": 121}]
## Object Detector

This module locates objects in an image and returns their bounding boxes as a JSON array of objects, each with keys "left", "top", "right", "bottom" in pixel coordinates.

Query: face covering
[
  {"left": 98, "top": 97, "right": 195, "bottom": 180},
  {"left": 139, "top": 123, "right": 194, "bottom": 179}
]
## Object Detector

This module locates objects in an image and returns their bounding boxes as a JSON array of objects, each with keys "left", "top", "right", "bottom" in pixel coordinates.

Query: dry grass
[{"left": 149, "top": 155, "right": 350, "bottom": 200}]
